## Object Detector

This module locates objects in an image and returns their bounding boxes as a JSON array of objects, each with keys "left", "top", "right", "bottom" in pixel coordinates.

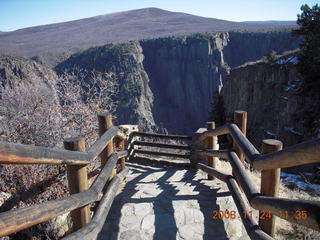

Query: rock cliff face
[
  {"left": 140, "top": 32, "right": 300, "bottom": 134},
  {"left": 224, "top": 32, "right": 301, "bottom": 68},
  {"left": 55, "top": 41, "right": 155, "bottom": 131},
  {"left": 141, "top": 33, "right": 229, "bottom": 133},
  {"left": 0, "top": 54, "right": 57, "bottom": 88},
  {"left": 221, "top": 51, "right": 306, "bottom": 148}
]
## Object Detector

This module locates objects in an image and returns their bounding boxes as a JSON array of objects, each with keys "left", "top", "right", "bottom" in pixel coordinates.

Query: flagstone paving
[{"left": 97, "top": 157, "right": 249, "bottom": 240}]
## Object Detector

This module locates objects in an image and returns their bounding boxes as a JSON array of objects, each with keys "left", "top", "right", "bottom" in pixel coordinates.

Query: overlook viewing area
[{"left": 0, "top": 111, "right": 319, "bottom": 240}]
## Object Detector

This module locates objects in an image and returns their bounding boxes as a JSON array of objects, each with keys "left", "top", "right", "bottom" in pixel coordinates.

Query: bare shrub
[
  {"left": 0, "top": 68, "right": 118, "bottom": 238},
  {"left": 56, "top": 68, "right": 118, "bottom": 146},
  {"left": 0, "top": 81, "right": 61, "bottom": 147}
]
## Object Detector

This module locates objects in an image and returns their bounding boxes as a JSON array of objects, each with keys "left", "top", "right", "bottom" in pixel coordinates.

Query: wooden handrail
[
  {"left": 253, "top": 138, "right": 320, "bottom": 170},
  {"left": 87, "top": 126, "right": 120, "bottom": 161},
  {"left": 227, "top": 123, "right": 260, "bottom": 163},
  {"left": 196, "top": 149, "right": 229, "bottom": 159},
  {"left": 227, "top": 178, "right": 274, "bottom": 240},
  {"left": 251, "top": 196, "right": 320, "bottom": 232},
  {"left": 199, "top": 121, "right": 320, "bottom": 171},
  {"left": 133, "top": 149, "right": 190, "bottom": 159},
  {"left": 0, "top": 151, "right": 128, "bottom": 237},
  {"left": 197, "top": 163, "right": 273, "bottom": 240},
  {"left": 63, "top": 167, "right": 129, "bottom": 240},
  {"left": 196, "top": 125, "right": 230, "bottom": 141},
  {"left": 198, "top": 150, "right": 320, "bottom": 232},
  {"left": 132, "top": 131, "right": 192, "bottom": 140},
  {"left": 227, "top": 151, "right": 260, "bottom": 202},
  {"left": 197, "top": 163, "right": 229, "bottom": 182},
  {"left": 132, "top": 140, "right": 190, "bottom": 150},
  {"left": 0, "top": 141, "right": 89, "bottom": 165},
  {"left": 0, "top": 126, "right": 124, "bottom": 165}
]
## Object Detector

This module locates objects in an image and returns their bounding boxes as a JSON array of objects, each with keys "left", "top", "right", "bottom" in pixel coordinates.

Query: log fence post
[
  {"left": 206, "top": 122, "right": 218, "bottom": 180},
  {"left": 233, "top": 110, "right": 247, "bottom": 164},
  {"left": 98, "top": 113, "right": 116, "bottom": 178},
  {"left": 115, "top": 137, "right": 126, "bottom": 172},
  {"left": 63, "top": 137, "right": 90, "bottom": 231},
  {"left": 259, "top": 139, "right": 283, "bottom": 237}
]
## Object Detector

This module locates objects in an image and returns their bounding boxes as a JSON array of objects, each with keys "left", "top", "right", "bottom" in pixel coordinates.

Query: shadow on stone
[{"left": 97, "top": 156, "right": 229, "bottom": 240}]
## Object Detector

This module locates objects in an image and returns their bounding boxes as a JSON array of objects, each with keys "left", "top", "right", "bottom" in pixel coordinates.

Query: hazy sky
[{"left": 0, "top": 0, "right": 319, "bottom": 31}]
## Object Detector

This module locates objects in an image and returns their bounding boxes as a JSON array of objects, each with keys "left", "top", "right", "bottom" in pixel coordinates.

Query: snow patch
[
  {"left": 284, "top": 126, "right": 303, "bottom": 136},
  {"left": 281, "top": 172, "right": 320, "bottom": 192}
]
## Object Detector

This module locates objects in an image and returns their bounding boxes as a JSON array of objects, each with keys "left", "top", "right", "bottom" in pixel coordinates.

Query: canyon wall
[
  {"left": 2, "top": 31, "right": 301, "bottom": 137},
  {"left": 54, "top": 31, "right": 300, "bottom": 135},
  {"left": 221, "top": 52, "right": 305, "bottom": 148},
  {"left": 140, "top": 33, "right": 229, "bottom": 133}
]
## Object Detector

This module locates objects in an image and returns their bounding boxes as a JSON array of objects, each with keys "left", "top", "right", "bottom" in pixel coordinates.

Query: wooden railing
[
  {"left": 193, "top": 110, "right": 320, "bottom": 239},
  {"left": 0, "top": 113, "right": 128, "bottom": 239},
  {"left": 0, "top": 110, "right": 319, "bottom": 239}
]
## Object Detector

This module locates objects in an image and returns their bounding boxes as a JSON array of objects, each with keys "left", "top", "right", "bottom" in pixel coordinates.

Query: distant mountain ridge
[
  {"left": 243, "top": 20, "right": 296, "bottom": 25},
  {"left": 0, "top": 8, "right": 296, "bottom": 57}
]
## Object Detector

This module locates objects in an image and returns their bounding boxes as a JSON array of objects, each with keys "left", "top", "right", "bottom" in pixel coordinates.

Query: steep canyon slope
[{"left": 54, "top": 32, "right": 300, "bottom": 135}]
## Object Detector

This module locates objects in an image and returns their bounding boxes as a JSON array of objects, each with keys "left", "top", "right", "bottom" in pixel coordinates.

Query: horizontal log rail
[
  {"left": 0, "top": 141, "right": 89, "bottom": 165},
  {"left": 227, "top": 177, "right": 273, "bottom": 240},
  {"left": 63, "top": 167, "right": 130, "bottom": 240},
  {"left": 196, "top": 125, "right": 230, "bottom": 141},
  {"left": 253, "top": 138, "right": 320, "bottom": 170},
  {"left": 0, "top": 151, "right": 128, "bottom": 237},
  {"left": 197, "top": 150, "right": 320, "bottom": 232},
  {"left": 197, "top": 163, "right": 273, "bottom": 240},
  {"left": 0, "top": 126, "right": 124, "bottom": 165},
  {"left": 133, "top": 149, "right": 190, "bottom": 159},
  {"left": 132, "top": 140, "right": 190, "bottom": 150},
  {"left": 132, "top": 131, "right": 192, "bottom": 141},
  {"left": 196, "top": 149, "right": 229, "bottom": 159},
  {"left": 197, "top": 122, "right": 320, "bottom": 170}
]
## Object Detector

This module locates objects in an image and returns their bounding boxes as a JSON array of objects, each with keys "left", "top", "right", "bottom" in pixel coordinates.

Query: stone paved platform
[{"left": 97, "top": 157, "right": 249, "bottom": 240}]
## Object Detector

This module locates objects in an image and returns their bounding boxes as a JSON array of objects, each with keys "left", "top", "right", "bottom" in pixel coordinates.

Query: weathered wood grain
[
  {"left": 0, "top": 141, "right": 89, "bottom": 165},
  {"left": 233, "top": 111, "right": 247, "bottom": 163},
  {"left": 0, "top": 189, "right": 96, "bottom": 237},
  {"left": 228, "top": 151, "right": 260, "bottom": 202},
  {"left": 64, "top": 137, "right": 90, "bottom": 231},
  {"left": 227, "top": 177, "right": 274, "bottom": 240},
  {"left": 228, "top": 123, "right": 260, "bottom": 163},
  {"left": 197, "top": 163, "right": 229, "bottom": 182},
  {"left": 196, "top": 149, "right": 229, "bottom": 159},
  {"left": 132, "top": 132, "right": 192, "bottom": 141},
  {"left": 0, "top": 151, "right": 127, "bottom": 237},
  {"left": 132, "top": 141, "right": 190, "bottom": 150},
  {"left": 253, "top": 138, "right": 320, "bottom": 170},
  {"left": 63, "top": 167, "right": 129, "bottom": 240},
  {"left": 206, "top": 122, "right": 217, "bottom": 180},
  {"left": 251, "top": 195, "right": 320, "bottom": 232},
  {"left": 133, "top": 149, "right": 190, "bottom": 159},
  {"left": 197, "top": 125, "right": 230, "bottom": 141},
  {"left": 259, "top": 139, "right": 282, "bottom": 237},
  {"left": 88, "top": 125, "right": 118, "bottom": 162}
]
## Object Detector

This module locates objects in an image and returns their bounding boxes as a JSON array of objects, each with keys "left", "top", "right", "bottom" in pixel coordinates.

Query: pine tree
[
  {"left": 293, "top": 4, "right": 320, "bottom": 92},
  {"left": 208, "top": 90, "right": 226, "bottom": 127}
]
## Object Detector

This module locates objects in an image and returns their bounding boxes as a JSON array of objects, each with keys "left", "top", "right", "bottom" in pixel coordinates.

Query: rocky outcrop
[
  {"left": 221, "top": 51, "right": 306, "bottom": 148},
  {"left": 223, "top": 32, "right": 301, "bottom": 68},
  {"left": 0, "top": 54, "right": 57, "bottom": 88},
  {"left": 140, "top": 32, "right": 300, "bottom": 134},
  {"left": 55, "top": 41, "right": 156, "bottom": 131}
]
